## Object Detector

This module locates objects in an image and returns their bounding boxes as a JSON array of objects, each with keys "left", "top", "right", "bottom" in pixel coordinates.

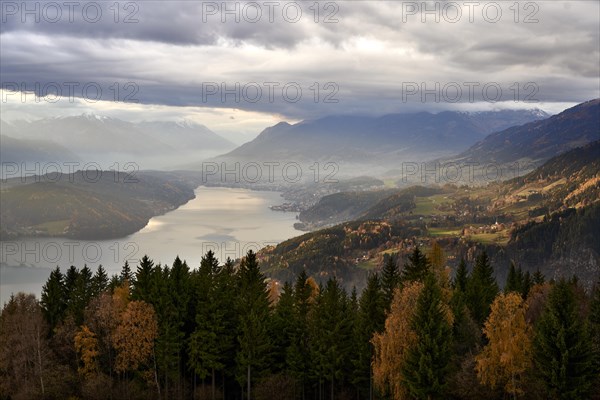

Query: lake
[{"left": 0, "top": 186, "right": 300, "bottom": 305}]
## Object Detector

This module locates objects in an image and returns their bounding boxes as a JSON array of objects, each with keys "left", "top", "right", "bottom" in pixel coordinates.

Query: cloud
[{"left": 1, "top": 0, "right": 598, "bottom": 123}]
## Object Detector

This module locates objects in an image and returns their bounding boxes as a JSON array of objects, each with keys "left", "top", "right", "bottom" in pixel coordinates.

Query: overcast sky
[{"left": 1, "top": 0, "right": 598, "bottom": 141}]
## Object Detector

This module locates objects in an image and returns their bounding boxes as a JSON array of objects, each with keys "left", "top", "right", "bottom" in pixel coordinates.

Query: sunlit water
[{"left": 0, "top": 186, "right": 299, "bottom": 305}]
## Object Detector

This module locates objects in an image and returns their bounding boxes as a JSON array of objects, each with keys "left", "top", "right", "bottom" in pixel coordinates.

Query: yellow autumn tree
[
  {"left": 372, "top": 281, "right": 423, "bottom": 399},
  {"left": 113, "top": 300, "right": 158, "bottom": 373},
  {"left": 306, "top": 276, "right": 320, "bottom": 303},
  {"left": 476, "top": 292, "right": 532, "bottom": 396},
  {"left": 74, "top": 325, "right": 99, "bottom": 377}
]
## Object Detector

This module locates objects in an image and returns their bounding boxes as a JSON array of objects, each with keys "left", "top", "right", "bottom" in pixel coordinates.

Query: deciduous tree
[{"left": 476, "top": 292, "right": 532, "bottom": 396}]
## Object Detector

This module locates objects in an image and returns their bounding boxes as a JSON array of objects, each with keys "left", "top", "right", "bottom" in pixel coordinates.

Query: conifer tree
[
  {"left": 505, "top": 262, "right": 523, "bottom": 294},
  {"left": 120, "top": 261, "right": 133, "bottom": 287},
  {"left": 381, "top": 254, "right": 399, "bottom": 311},
  {"left": 400, "top": 246, "right": 431, "bottom": 285},
  {"left": 402, "top": 274, "right": 452, "bottom": 399},
  {"left": 465, "top": 251, "right": 499, "bottom": 325},
  {"left": 132, "top": 255, "right": 155, "bottom": 302},
  {"left": 533, "top": 268, "right": 545, "bottom": 286},
  {"left": 236, "top": 250, "right": 272, "bottom": 398},
  {"left": 453, "top": 258, "right": 469, "bottom": 293},
  {"left": 287, "top": 270, "right": 313, "bottom": 399},
  {"left": 270, "top": 282, "right": 295, "bottom": 372},
  {"left": 309, "top": 278, "right": 353, "bottom": 400},
  {"left": 91, "top": 265, "right": 109, "bottom": 297},
  {"left": 533, "top": 279, "right": 596, "bottom": 399},
  {"left": 353, "top": 273, "right": 385, "bottom": 399},
  {"left": 40, "top": 266, "right": 66, "bottom": 331}
]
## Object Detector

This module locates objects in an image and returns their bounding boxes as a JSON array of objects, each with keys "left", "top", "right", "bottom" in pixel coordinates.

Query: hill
[
  {"left": 0, "top": 133, "right": 80, "bottom": 164},
  {"left": 259, "top": 142, "right": 600, "bottom": 290},
  {"left": 0, "top": 170, "right": 197, "bottom": 240}
]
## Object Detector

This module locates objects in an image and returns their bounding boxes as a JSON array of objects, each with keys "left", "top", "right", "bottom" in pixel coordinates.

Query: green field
[
  {"left": 413, "top": 195, "right": 454, "bottom": 215},
  {"left": 469, "top": 232, "right": 510, "bottom": 245},
  {"left": 428, "top": 227, "right": 462, "bottom": 237},
  {"left": 32, "top": 219, "right": 70, "bottom": 235}
]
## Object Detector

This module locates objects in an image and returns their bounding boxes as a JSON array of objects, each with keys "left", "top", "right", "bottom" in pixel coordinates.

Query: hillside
[
  {"left": 296, "top": 189, "right": 399, "bottom": 230},
  {"left": 448, "top": 99, "right": 599, "bottom": 167},
  {"left": 259, "top": 142, "right": 600, "bottom": 290},
  {"left": 0, "top": 134, "right": 80, "bottom": 164},
  {"left": 0, "top": 170, "right": 197, "bottom": 240},
  {"left": 221, "top": 110, "right": 547, "bottom": 168}
]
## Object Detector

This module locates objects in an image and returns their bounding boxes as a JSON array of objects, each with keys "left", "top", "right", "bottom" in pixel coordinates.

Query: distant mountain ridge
[
  {"left": 222, "top": 109, "right": 549, "bottom": 166},
  {"left": 1, "top": 115, "right": 236, "bottom": 169},
  {"left": 0, "top": 133, "right": 80, "bottom": 164},
  {"left": 447, "top": 99, "right": 600, "bottom": 166}
]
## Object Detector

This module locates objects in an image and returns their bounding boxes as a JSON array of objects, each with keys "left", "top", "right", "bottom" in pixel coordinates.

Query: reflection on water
[{"left": 0, "top": 186, "right": 299, "bottom": 305}]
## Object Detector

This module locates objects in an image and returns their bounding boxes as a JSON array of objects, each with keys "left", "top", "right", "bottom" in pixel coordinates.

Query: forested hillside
[
  {"left": 260, "top": 142, "right": 600, "bottom": 290},
  {"left": 1, "top": 249, "right": 598, "bottom": 400},
  {"left": 0, "top": 171, "right": 197, "bottom": 240}
]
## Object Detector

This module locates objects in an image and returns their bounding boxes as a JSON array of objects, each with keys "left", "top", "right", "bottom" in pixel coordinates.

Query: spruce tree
[
  {"left": 287, "top": 270, "right": 313, "bottom": 398},
  {"left": 533, "top": 279, "right": 596, "bottom": 399},
  {"left": 453, "top": 258, "right": 469, "bottom": 293},
  {"left": 236, "top": 250, "right": 272, "bottom": 398},
  {"left": 40, "top": 266, "right": 66, "bottom": 331},
  {"left": 533, "top": 268, "right": 545, "bottom": 285},
  {"left": 353, "top": 273, "right": 385, "bottom": 398},
  {"left": 400, "top": 246, "right": 431, "bottom": 285},
  {"left": 91, "top": 265, "right": 109, "bottom": 297},
  {"left": 465, "top": 251, "right": 499, "bottom": 325},
  {"left": 309, "top": 278, "right": 353, "bottom": 399},
  {"left": 188, "top": 252, "right": 227, "bottom": 398},
  {"left": 70, "top": 265, "right": 93, "bottom": 324},
  {"left": 504, "top": 262, "right": 523, "bottom": 294},
  {"left": 132, "top": 255, "right": 155, "bottom": 302},
  {"left": 120, "top": 261, "right": 133, "bottom": 286},
  {"left": 270, "top": 281, "right": 295, "bottom": 372},
  {"left": 63, "top": 265, "right": 79, "bottom": 307},
  {"left": 402, "top": 273, "right": 452, "bottom": 399},
  {"left": 381, "top": 254, "right": 399, "bottom": 311}
]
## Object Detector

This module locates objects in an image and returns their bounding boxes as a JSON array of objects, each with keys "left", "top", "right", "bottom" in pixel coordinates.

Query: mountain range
[
  {"left": 220, "top": 109, "right": 549, "bottom": 172},
  {"left": 446, "top": 99, "right": 600, "bottom": 168},
  {"left": 0, "top": 115, "right": 236, "bottom": 169}
]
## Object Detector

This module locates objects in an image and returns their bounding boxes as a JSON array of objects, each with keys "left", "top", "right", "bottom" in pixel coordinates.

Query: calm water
[{"left": 0, "top": 186, "right": 299, "bottom": 305}]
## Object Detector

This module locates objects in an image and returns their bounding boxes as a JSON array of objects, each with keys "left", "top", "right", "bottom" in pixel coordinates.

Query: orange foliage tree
[
  {"left": 372, "top": 281, "right": 423, "bottom": 399},
  {"left": 476, "top": 292, "right": 532, "bottom": 396}
]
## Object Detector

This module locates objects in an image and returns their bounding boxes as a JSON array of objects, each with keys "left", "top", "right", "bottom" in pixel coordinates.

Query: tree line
[{"left": 1, "top": 245, "right": 599, "bottom": 400}]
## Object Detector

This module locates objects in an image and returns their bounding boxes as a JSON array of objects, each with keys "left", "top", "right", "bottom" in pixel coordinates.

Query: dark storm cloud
[{"left": 1, "top": 1, "right": 598, "bottom": 119}]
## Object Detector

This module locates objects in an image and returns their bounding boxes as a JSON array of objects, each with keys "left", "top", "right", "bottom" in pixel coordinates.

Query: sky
[{"left": 1, "top": 0, "right": 599, "bottom": 142}]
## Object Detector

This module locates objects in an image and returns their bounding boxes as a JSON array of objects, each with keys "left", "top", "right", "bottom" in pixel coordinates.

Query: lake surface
[{"left": 0, "top": 186, "right": 299, "bottom": 305}]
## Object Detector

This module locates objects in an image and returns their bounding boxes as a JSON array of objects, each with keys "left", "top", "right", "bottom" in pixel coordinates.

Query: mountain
[
  {"left": 138, "top": 120, "right": 235, "bottom": 152},
  {"left": 5, "top": 114, "right": 235, "bottom": 169},
  {"left": 448, "top": 99, "right": 600, "bottom": 167},
  {"left": 221, "top": 109, "right": 548, "bottom": 169},
  {"left": 0, "top": 133, "right": 80, "bottom": 164}
]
